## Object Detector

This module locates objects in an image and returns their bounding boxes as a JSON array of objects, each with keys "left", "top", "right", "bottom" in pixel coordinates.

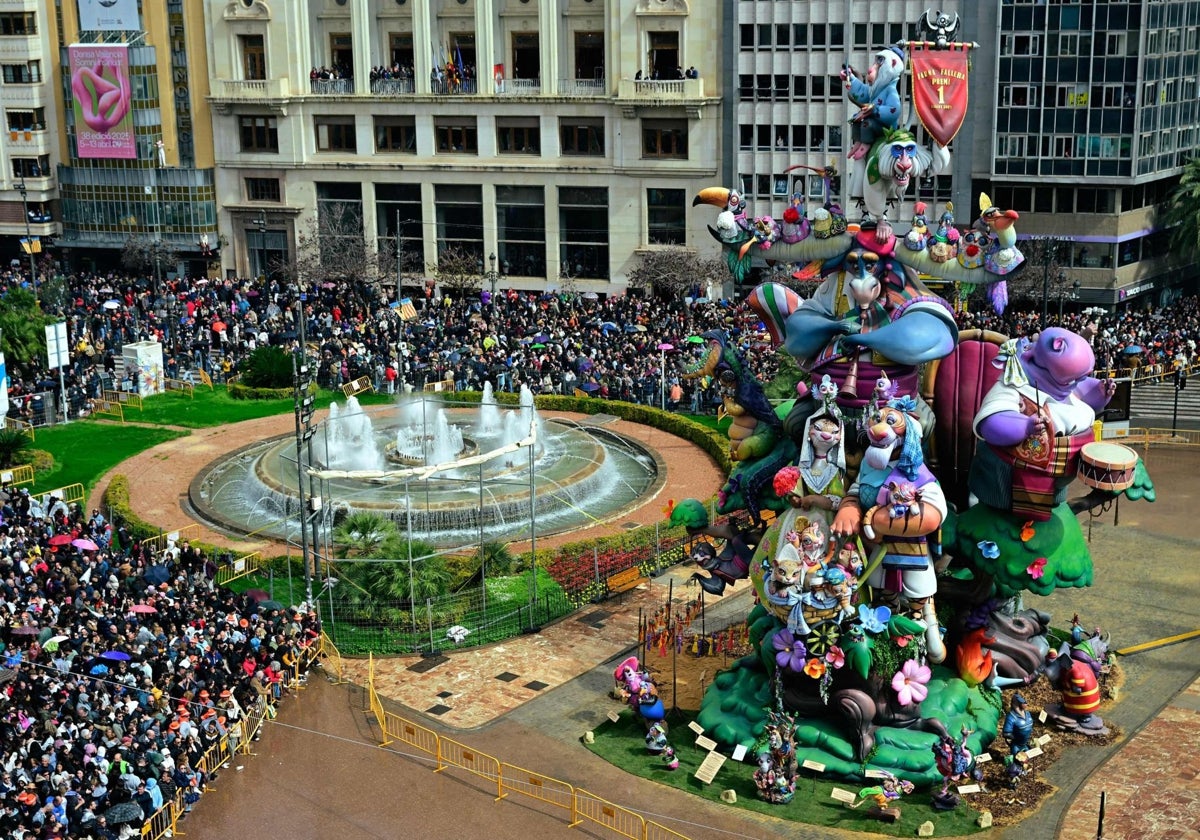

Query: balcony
[
  {"left": 617, "top": 77, "right": 707, "bottom": 117},
  {"left": 0, "top": 83, "right": 47, "bottom": 107},
  {"left": 5, "top": 128, "right": 50, "bottom": 154},
  {"left": 370, "top": 77, "right": 414, "bottom": 96},
  {"left": 432, "top": 78, "right": 478, "bottom": 96},
  {"left": 559, "top": 78, "right": 606, "bottom": 97},
  {"left": 310, "top": 78, "right": 354, "bottom": 95},
  {"left": 0, "top": 35, "right": 39, "bottom": 61},
  {"left": 496, "top": 78, "right": 541, "bottom": 96},
  {"left": 217, "top": 78, "right": 290, "bottom": 100}
]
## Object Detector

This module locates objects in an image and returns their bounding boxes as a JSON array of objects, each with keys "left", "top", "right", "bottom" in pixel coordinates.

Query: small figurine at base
[
  {"left": 1040, "top": 649, "right": 1111, "bottom": 736},
  {"left": 661, "top": 746, "right": 679, "bottom": 771},
  {"left": 753, "top": 710, "right": 799, "bottom": 804},
  {"left": 931, "top": 725, "right": 982, "bottom": 811},
  {"left": 645, "top": 721, "right": 669, "bottom": 754},
  {"left": 851, "top": 771, "right": 914, "bottom": 822}
]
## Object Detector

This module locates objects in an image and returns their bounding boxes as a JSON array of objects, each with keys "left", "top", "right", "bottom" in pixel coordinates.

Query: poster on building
[
  {"left": 69, "top": 44, "right": 136, "bottom": 159},
  {"left": 77, "top": 0, "right": 140, "bottom": 31}
]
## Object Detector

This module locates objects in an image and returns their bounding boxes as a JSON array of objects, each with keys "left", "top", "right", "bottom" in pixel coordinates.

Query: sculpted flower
[
  {"left": 772, "top": 628, "right": 806, "bottom": 672},
  {"left": 891, "top": 659, "right": 932, "bottom": 706},
  {"left": 858, "top": 604, "right": 892, "bottom": 635},
  {"left": 1026, "top": 557, "right": 1047, "bottom": 579},
  {"left": 804, "top": 657, "right": 826, "bottom": 679},
  {"left": 824, "top": 645, "right": 845, "bottom": 670},
  {"left": 977, "top": 540, "right": 1000, "bottom": 559},
  {"left": 1020, "top": 521, "right": 1036, "bottom": 542}
]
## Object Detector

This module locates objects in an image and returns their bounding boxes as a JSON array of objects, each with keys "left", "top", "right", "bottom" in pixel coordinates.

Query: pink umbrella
[
  {"left": 72, "top": 538, "right": 99, "bottom": 552},
  {"left": 129, "top": 604, "right": 157, "bottom": 614}
]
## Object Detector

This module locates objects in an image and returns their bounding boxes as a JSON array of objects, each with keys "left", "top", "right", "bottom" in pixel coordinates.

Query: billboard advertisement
[
  {"left": 77, "top": 0, "right": 140, "bottom": 31},
  {"left": 69, "top": 44, "right": 136, "bottom": 159}
]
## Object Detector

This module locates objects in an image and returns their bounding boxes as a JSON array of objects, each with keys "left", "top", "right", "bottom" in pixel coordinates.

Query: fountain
[{"left": 190, "top": 387, "right": 662, "bottom": 546}]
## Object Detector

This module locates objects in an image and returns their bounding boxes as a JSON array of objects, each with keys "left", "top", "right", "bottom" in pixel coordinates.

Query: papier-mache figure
[
  {"left": 842, "top": 46, "right": 906, "bottom": 161},
  {"left": 1001, "top": 692, "right": 1035, "bottom": 757}
]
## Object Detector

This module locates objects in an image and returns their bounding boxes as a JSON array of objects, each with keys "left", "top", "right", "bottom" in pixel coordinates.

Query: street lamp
[
  {"left": 16, "top": 178, "right": 37, "bottom": 303},
  {"left": 255, "top": 211, "right": 268, "bottom": 279},
  {"left": 1058, "top": 279, "right": 1082, "bottom": 319},
  {"left": 657, "top": 342, "right": 674, "bottom": 410},
  {"left": 479, "top": 252, "right": 501, "bottom": 302}
]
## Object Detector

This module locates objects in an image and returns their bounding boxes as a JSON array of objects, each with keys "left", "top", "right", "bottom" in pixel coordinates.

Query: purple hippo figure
[{"left": 968, "top": 328, "right": 1116, "bottom": 521}]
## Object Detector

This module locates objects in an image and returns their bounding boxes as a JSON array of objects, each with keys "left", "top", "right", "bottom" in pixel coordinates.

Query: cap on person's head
[{"left": 1013, "top": 692, "right": 1027, "bottom": 707}]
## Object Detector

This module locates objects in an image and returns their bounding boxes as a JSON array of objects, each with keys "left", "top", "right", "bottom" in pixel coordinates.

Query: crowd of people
[{"left": 0, "top": 488, "right": 323, "bottom": 838}]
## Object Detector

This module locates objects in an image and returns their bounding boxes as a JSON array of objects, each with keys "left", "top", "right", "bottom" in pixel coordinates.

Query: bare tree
[
  {"left": 627, "top": 245, "right": 721, "bottom": 298},
  {"left": 429, "top": 245, "right": 482, "bottom": 297},
  {"left": 998, "top": 235, "right": 1074, "bottom": 313},
  {"left": 120, "top": 236, "right": 179, "bottom": 280},
  {"left": 276, "top": 202, "right": 389, "bottom": 293}
]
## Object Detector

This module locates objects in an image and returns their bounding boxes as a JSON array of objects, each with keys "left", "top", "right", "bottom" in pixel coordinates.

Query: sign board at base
[
  {"left": 693, "top": 751, "right": 726, "bottom": 784},
  {"left": 687, "top": 721, "right": 705, "bottom": 735},
  {"left": 957, "top": 784, "right": 981, "bottom": 795},
  {"left": 607, "top": 710, "right": 621, "bottom": 723},
  {"left": 974, "top": 752, "right": 992, "bottom": 764},
  {"left": 695, "top": 735, "right": 718, "bottom": 752},
  {"left": 1038, "top": 710, "right": 1048, "bottom": 723},
  {"left": 830, "top": 788, "right": 857, "bottom": 804},
  {"left": 1024, "top": 746, "right": 1044, "bottom": 759},
  {"left": 863, "top": 768, "right": 888, "bottom": 778},
  {"left": 1036, "top": 734, "right": 1052, "bottom": 746},
  {"left": 731, "top": 744, "right": 747, "bottom": 762}
]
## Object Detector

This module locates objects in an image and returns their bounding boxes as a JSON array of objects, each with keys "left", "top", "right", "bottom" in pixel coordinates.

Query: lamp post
[
  {"left": 479, "top": 252, "right": 501, "bottom": 303},
  {"left": 1058, "top": 279, "right": 1082, "bottom": 319},
  {"left": 254, "top": 211, "right": 268, "bottom": 279},
  {"left": 657, "top": 342, "right": 674, "bottom": 410},
  {"left": 16, "top": 178, "right": 37, "bottom": 304}
]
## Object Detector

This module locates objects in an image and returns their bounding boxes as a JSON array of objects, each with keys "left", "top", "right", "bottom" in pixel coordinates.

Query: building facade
[
  {"left": 206, "top": 0, "right": 722, "bottom": 295},
  {"left": 52, "top": 0, "right": 218, "bottom": 280},
  {"left": 0, "top": 2, "right": 60, "bottom": 277},
  {"left": 967, "top": 0, "right": 1200, "bottom": 310}
]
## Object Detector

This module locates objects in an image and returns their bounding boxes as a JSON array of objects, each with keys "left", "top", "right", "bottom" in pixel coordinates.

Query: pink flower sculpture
[
  {"left": 1026, "top": 557, "right": 1047, "bottom": 579},
  {"left": 891, "top": 659, "right": 931, "bottom": 706},
  {"left": 824, "top": 645, "right": 845, "bottom": 670}
]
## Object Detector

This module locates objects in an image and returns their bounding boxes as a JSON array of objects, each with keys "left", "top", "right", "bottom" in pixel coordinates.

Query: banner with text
[
  {"left": 908, "top": 44, "right": 971, "bottom": 147},
  {"left": 69, "top": 44, "right": 136, "bottom": 160},
  {"left": 77, "top": 0, "right": 140, "bottom": 31}
]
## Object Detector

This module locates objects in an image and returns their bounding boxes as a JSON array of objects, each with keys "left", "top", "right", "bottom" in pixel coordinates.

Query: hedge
[{"left": 228, "top": 383, "right": 294, "bottom": 401}]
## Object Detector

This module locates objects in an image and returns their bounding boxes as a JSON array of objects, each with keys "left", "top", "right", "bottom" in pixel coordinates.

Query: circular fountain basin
[{"left": 189, "top": 406, "right": 663, "bottom": 546}]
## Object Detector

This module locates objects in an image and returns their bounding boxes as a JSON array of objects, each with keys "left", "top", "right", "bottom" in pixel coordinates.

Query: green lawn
[
  {"left": 30, "top": 421, "right": 188, "bottom": 495},
  {"left": 587, "top": 709, "right": 983, "bottom": 836},
  {"left": 133, "top": 386, "right": 298, "bottom": 428}
]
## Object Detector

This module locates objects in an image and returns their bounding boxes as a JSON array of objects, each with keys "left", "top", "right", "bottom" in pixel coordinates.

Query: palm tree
[
  {"left": 0, "top": 429, "right": 33, "bottom": 468},
  {"left": 332, "top": 512, "right": 396, "bottom": 558},
  {"left": 1162, "top": 158, "right": 1200, "bottom": 262},
  {"left": 0, "top": 288, "right": 46, "bottom": 377}
]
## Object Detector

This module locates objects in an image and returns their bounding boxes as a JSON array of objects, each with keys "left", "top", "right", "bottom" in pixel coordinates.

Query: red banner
[{"left": 909, "top": 45, "right": 970, "bottom": 147}]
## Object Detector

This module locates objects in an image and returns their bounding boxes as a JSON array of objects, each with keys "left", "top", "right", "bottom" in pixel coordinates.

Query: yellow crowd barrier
[
  {"left": 342, "top": 376, "right": 374, "bottom": 397},
  {"left": 1109, "top": 427, "right": 1200, "bottom": 449},
  {"left": 198, "top": 368, "right": 214, "bottom": 388},
  {"left": 164, "top": 377, "right": 196, "bottom": 397},
  {"left": 365, "top": 653, "right": 691, "bottom": 839},
  {"left": 215, "top": 551, "right": 262, "bottom": 586},
  {"left": 91, "top": 398, "right": 123, "bottom": 423},
  {"left": 317, "top": 632, "right": 346, "bottom": 684},
  {"left": 574, "top": 790, "right": 645, "bottom": 840},
  {"left": 104, "top": 388, "right": 143, "bottom": 410},
  {"left": 38, "top": 483, "right": 84, "bottom": 508},
  {"left": 140, "top": 524, "right": 203, "bottom": 555},
  {"left": 3, "top": 416, "right": 34, "bottom": 441},
  {"left": 0, "top": 464, "right": 35, "bottom": 487}
]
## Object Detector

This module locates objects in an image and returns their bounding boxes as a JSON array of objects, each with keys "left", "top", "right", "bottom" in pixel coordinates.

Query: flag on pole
[{"left": 455, "top": 41, "right": 465, "bottom": 75}]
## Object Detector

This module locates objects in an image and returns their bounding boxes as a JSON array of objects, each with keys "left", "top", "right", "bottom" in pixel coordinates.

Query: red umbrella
[
  {"left": 244, "top": 589, "right": 270, "bottom": 603},
  {"left": 48, "top": 535, "right": 73, "bottom": 547},
  {"left": 72, "top": 538, "right": 99, "bottom": 551},
  {"left": 129, "top": 604, "right": 157, "bottom": 614}
]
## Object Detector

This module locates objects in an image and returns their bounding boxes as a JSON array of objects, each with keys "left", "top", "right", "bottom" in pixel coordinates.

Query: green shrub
[
  {"left": 0, "top": 428, "right": 33, "bottom": 468},
  {"left": 241, "top": 345, "right": 295, "bottom": 389},
  {"left": 228, "top": 383, "right": 293, "bottom": 401}
]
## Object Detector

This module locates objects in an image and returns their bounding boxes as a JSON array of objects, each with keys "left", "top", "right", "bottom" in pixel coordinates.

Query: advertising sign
[
  {"left": 69, "top": 44, "right": 136, "bottom": 160},
  {"left": 77, "top": 0, "right": 140, "bottom": 31}
]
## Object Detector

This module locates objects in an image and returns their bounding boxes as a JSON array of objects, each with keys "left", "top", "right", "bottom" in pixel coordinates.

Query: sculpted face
[
  {"left": 808, "top": 416, "right": 842, "bottom": 456},
  {"left": 1021, "top": 327, "right": 1096, "bottom": 400}
]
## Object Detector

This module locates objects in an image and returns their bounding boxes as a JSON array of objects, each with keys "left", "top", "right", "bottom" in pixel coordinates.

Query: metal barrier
[
  {"left": 646, "top": 821, "right": 693, "bottom": 840},
  {"left": 342, "top": 376, "right": 374, "bottom": 397},
  {"left": 0, "top": 464, "right": 35, "bottom": 487},
  {"left": 318, "top": 632, "right": 346, "bottom": 683},
  {"left": 499, "top": 762, "right": 576, "bottom": 819},
  {"left": 139, "top": 524, "right": 203, "bottom": 555},
  {"left": 3, "top": 416, "right": 34, "bottom": 440},
  {"left": 36, "top": 482, "right": 84, "bottom": 509},
  {"left": 436, "top": 737, "right": 503, "bottom": 799},
  {"left": 91, "top": 397, "right": 123, "bottom": 423},
  {"left": 1095, "top": 361, "right": 1199, "bottom": 385},
  {"left": 164, "top": 377, "right": 195, "bottom": 397},
  {"left": 104, "top": 388, "right": 143, "bottom": 410},
  {"left": 216, "top": 551, "right": 262, "bottom": 586},
  {"left": 574, "top": 790, "right": 646, "bottom": 840},
  {"left": 423, "top": 378, "right": 456, "bottom": 392}
]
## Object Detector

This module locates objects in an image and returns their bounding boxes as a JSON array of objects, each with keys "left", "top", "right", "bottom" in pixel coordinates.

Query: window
[
  {"left": 997, "top": 135, "right": 1026, "bottom": 157},
  {"left": 829, "top": 23, "right": 844, "bottom": 47},
  {"left": 315, "top": 117, "right": 357, "bottom": 152},
  {"left": 560, "top": 118, "right": 603, "bottom": 155},
  {"left": 1001, "top": 34, "right": 1040, "bottom": 55},
  {"left": 642, "top": 119, "right": 687, "bottom": 159},
  {"left": 434, "top": 183, "right": 483, "bottom": 260},
  {"left": 739, "top": 25, "right": 754, "bottom": 50},
  {"left": 239, "top": 116, "right": 278, "bottom": 152},
  {"left": 389, "top": 32, "right": 414, "bottom": 68},
  {"left": 792, "top": 24, "right": 807, "bottom": 47},
  {"left": 315, "top": 182, "right": 364, "bottom": 269},
  {"left": 6, "top": 108, "right": 44, "bottom": 131},
  {"left": 1, "top": 62, "right": 39, "bottom": 83},
  {"left": 757, "top": 24, "right": 771, "bottom": 48},
  {"left": 0, "top": 13, "right": 36, "bottom": 36},
  {"left": 496, "top": 185, "right": 545, "bottom": 278},
  {"left": 11, "top": 156, "right": 47, "bottom": 178},
  {"left": 647, "top": 188, "right": 685, "bottom": 245},
  {"left": 435, "top": 117, "right": 477, "bottom": 153},
  {"left": 329, "top": 32, "right": 353, "bottom": 72},
  {"left": 774, "top": 25, "right": 789, "bottom": 48},
  {"left": 497, "top": 119, "right": 540, "bottom": 154},
  {"left": 375, "top": 116, "right": 416, "bottom": 153},
  {"left": 1002, "top": 85, "right": 1039, "bottom": 107},
  {"left": 240, "top": 35, "right": 266, "bottom": 80},
  {"left": 245, "top": 177, "right": 281, "bottom": 202},
  {"left": 375, "top": 183, "right": 424, "bottom": 275},
  {"left": 1105, "top": 32, "right": 1127, "bottom": 55},
  {"left": 1054, "top": 136, "right": 1075, "bottom": 158},
  {"left": 1058, "top": 34, "right": 1079, "bottom": 56},
  {"left": 811, "top": 24, "right": 826, "bottom": 47},
  {"left": 558, "top": 186, "right": 608, "bottom": 279},
  {"left": 574, "top": 31, "right": 604, "bottom": 80}
]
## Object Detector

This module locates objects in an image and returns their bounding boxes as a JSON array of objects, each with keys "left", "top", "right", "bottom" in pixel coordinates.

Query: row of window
[
  {"left": 1, "top": 62, "right": 40, "bottom": 84},
  {"left": 738, "top": 22, "right": 920, "bottom": 51},
  {"left": 985, "top": 179, "right": 1179, "bottom": 217},
  {"left": 239, "top": 115, "right": 684, "bottom": 159},
  {"left": 738, "top": 124, "right": 843, "bottom": 152},
  {"left": 1000, "top": 77, "right": 1196, "bottom": 108},
  {"left": 737, "top": 75, "right": 848, "bottom": 102},
  {"left": 0, "top": 13, "right": 36, "bottom": 36},
  {"left": 995, "top": 128, "right": 1198, "bottom": 162}
]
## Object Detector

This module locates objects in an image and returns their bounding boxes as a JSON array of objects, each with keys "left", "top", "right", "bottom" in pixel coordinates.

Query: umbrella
[
  {"left": 534, "top": 333, "right": 551, "bottom": 343},
  {"left": 10, "top": 626, "right": 39, "bottom": 636},
  {"left": 259, "top": 600, "right": 284, "bottom": 612},
  {"left": 38, "top": 628, "right": 54, "bottom": 643},
  {"left": 129, "top": 604, "right": 157, "bottom": 614},
  {"left": 624, "top": 324, "right": 640, "bottom": 334},
  {"left": 657, "top": 343, "right": 675, "bottom": 352},
  {"left": 614, "top": 655, "right": 640, "bottom": 682},
  {"left": 600, "top": 321, "right": 618, "bottom": 334},
  {"left": 245, "top": 589, "right": 270, "bottom": 603},
  {"left": 1123, "top": 345, "right": 1143, "bottom": 355},
  {"left": 580, "top": 382, "right": 601, "bottom": 393},
  {"left": 634, "top": 325, "right": 648, "bottom": 333},
  {"left": 47, "top": 635, "right": 68, "bottom": 645},
  {"left": 100, "top": 650, "right": 131, "bottom": 661},
  {"left": 72, "top": 538, "right": 99, "bottom": 551},
  {"left": 530, "top": 343, "right": 546, "bottom": 350},
  {"left": 144, "top": 565, "right": 170, "bottom": 585},
  {"left": 102, "top": 299, "right": 121, "bottom": 310},
  {"left": 48, "top": 534, "right": 73, "bottom": 547},
  {"left": 104, "top": 801, "right": 144, "bottom": 825},
  {"left": 211, "top": 320, "right": 227, "bottom": 333},
  {"left": 686, "top": 335, "right": 705, "bottom": 344},
  {"left": 582, "top": 291, "right": 599, "bottom": 300}
]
